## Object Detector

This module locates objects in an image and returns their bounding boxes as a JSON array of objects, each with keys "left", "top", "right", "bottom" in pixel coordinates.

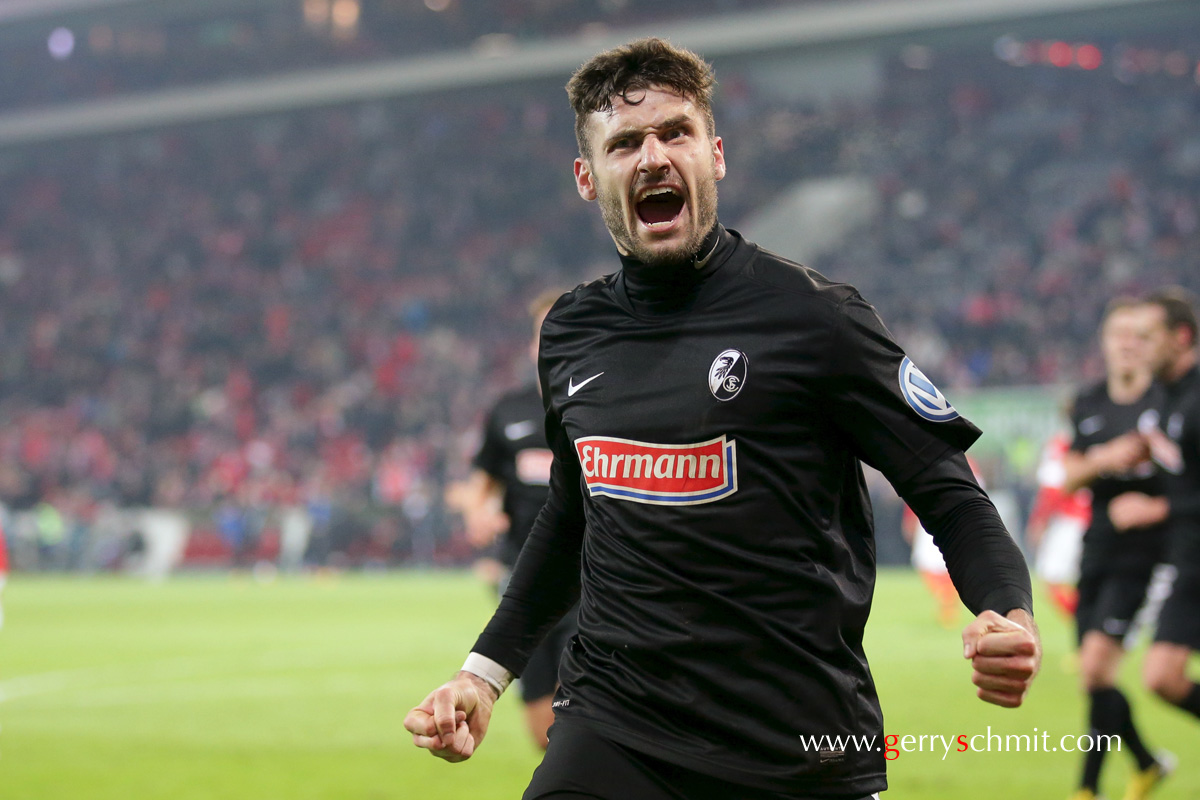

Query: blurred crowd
[
  {"left": 818, "top": 54, "right": 1200, "bottom": 389},
  {"left": 2, "top": 38, "right": 1197, "bottom": 569},
  {"left": 0, "top": 84, "right": 596, "bottom": 567}
]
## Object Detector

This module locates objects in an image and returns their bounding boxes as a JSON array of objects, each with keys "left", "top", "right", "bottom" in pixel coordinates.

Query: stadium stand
[{"left": 1, "top": 20, "right": 1197, "bottom": 570}]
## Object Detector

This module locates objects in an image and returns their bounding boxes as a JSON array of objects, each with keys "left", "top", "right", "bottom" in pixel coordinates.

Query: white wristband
[{"left": 462, "top": 652, "right": 515, "bottom": 698}]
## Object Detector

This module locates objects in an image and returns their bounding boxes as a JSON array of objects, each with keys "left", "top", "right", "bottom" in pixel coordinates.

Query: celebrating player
[
  {"left": 1059, "top": 298, "right": 1171, "bottom": 800},
  {"left": 1109, "top": 288, "right": 1200, "bottom": 732},
  {"left": 406, "top": 38, "right": 1039, "bottom": 799}
]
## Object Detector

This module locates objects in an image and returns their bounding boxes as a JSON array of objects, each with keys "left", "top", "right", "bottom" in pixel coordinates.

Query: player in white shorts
[{"left": 1026, "top": 432, "right": 1089, "bottom": 619}]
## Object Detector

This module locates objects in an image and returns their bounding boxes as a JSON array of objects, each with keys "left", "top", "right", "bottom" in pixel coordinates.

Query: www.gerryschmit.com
[{"left": 798, "top": 728, "right": 1121, "bottom": 761}]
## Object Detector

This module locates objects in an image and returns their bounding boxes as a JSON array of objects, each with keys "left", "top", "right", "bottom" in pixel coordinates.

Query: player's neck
[
  {"left": 619, "top": 223, "right": 726, "bottom": 314},
  {"left": 1107, "top": 369, "right": 1149, "bottom": 404}
]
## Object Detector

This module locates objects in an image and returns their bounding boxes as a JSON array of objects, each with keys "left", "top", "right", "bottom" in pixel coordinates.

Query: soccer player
[
  {"left": 1109, "top": 288, "right": 1200, "bottom": 735},
  {"left": 1026, "top": 432, "right": 1089, "bottom": 621},
  {"left": 0, "top": 515, "right": 7, "bottom": 630},
  {"left": 405, "top": 39, "right": 1039, "bottom": 799},
  {"left": 454, "top": 291, "right": 575, "bottom": 750},
  {"left": 1059, "top": 298, "right": 1170, "bottom": 800}
]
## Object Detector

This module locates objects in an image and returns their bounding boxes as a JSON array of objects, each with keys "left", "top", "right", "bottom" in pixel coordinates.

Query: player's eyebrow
[{"left": 603, "top": 114, "right": 694, "bottom": 149}]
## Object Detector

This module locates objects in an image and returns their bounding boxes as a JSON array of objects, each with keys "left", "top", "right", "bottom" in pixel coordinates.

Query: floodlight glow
[
  {"left": 1076, "top": 45, "right": 1103, "bottom": 71},
  {"left": 1047, "top": 42, "right": 1073, "bottom": 68},
  {"left": 48, "top": 27, "right": 75, "bottom": 60}
]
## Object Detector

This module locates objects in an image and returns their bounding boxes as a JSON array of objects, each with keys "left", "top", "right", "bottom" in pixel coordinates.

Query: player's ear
[
  {"left": 1175, "top": 324, "right": 1194, "bottom": 352},
  {"left": 574, "top": 157, "right": 597, "bottom": 202},
  {"left": 712, "top": 136, "right": 726, "bottom": 182}
]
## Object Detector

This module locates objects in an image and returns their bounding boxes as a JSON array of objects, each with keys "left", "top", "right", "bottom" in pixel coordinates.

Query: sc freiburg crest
[
  {"left": 709, "top": 349, "right": 747, "bottom": 402},
  {"left": 898, "top": 357, "right": 959, "bottom": 422}
]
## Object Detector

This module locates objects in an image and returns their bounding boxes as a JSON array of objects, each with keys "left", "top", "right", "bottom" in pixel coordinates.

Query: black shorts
[
  {"left": 523, "top": 718, "right": 880, "bottom": 800},
  {"left": 520, "top": 606, "right": 578, "bottom": 704},
  {"left": 1075, "top": 570, "right": 1153, "bottom": 645},
  {"left": 1153, "top": 569, "right": 1200, "bottom": 649}
]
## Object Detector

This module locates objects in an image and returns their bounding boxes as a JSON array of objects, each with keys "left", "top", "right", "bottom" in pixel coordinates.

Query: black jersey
[
  {"left": 1069, "top": 380, "right": 1168, "bottom": 577},
  {"left": 473, "top": 383, "right": 552, "bottom": 567},
  {"left": 474, "top": 226, "right": 1031, "bottom": 796},
  {"left": 1159, "top": 366, "right": 1200, "bottom": 573}
]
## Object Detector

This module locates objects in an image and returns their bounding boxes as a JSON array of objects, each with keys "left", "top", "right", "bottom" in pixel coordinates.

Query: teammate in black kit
[
  {"left": 405, "top": 38, "right": 1040, "bottom": 799},
  {"left": 458, "top": 291, "right": 577, "bottom": 750},
  {"left": 1109, "top": 288, "right": 1200, "bottom": 731},
  {"left": 1059, "top": 298, "right": 1171, "bottom": 800}
]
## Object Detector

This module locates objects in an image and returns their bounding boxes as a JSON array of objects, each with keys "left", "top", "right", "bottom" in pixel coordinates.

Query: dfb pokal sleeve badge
[{"left": 898, "top": 356, "right": 959, "bottom": 422}]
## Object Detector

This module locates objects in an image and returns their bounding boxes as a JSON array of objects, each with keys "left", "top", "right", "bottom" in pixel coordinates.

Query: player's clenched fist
[
  {"left": 404, "top": 671, "right": 498, "bottom": 762},
  {"left": 961, "top": 609, "right": 1041, "bottom": 708},
  {"left": 1107, "top": 491, "right": 1170, "bottom": 531}
]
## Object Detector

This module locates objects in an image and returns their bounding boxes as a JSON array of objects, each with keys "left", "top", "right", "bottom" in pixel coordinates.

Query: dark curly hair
[
  {"left": 566, "top": 37, "right": 716, "bottom": 161},
  {"left": 1145, "top": 286, "right": 1198, "bottom": 347}
]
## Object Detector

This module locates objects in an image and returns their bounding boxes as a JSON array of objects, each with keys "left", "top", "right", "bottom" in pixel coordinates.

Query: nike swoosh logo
[
  {"left": 504, "top": 420, "right": 538, "bottom": 440},
  {"left": 567, "top": 372, "right": 604, "bottom": 397}
]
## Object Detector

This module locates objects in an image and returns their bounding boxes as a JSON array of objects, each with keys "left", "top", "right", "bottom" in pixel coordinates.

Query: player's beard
[{"left": 598, "top": 171, "right": 719, "bottom": 267}]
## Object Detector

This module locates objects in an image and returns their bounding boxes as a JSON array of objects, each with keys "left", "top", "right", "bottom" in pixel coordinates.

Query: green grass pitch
[{"left": 0, "top": 570, "right": 1195, "bottom": 799}]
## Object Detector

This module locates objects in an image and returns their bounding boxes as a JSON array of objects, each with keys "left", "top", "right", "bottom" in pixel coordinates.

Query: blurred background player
[
  {"left": 1026, "top": 431, "right": 1089, "bottom": 622},
  {"left": 0, "top": 516, "right": 7, "bottom": 630},
  {"left": 1061, "top": 297, "right": 1171, "bottom": 800},
  {"left": 902, "top": 456, "right": 986, "bottom": 628},
  {"left": 448, "top": 290, "right": 572, "bottom": 750},
  {"left": 1110, "top": 288, "right": 1200, "bottom": 734}
]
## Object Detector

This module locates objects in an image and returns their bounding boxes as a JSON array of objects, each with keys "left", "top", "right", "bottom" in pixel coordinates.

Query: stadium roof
[
  {"left": 0, "top": 0, "right": 141, "bottom": 24},
  {"left": 0, "top": 0, "right": 1192, "bottom": 145}
]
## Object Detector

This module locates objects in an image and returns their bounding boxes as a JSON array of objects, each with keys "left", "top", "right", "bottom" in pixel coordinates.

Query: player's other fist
[
  {"left": 404, "top": 671, "right": 498, "bottom": 762},
  {"left": 962, "top": 609, "right": 1040, "bottom": 708},
  {"left": 1108, "top": 492, "right": 1170, "bottom": 532}
]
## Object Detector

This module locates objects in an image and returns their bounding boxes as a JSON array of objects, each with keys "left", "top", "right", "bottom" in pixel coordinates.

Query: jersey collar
[{"left": 616, "top": 223, "right": 736, "bottom": 317}]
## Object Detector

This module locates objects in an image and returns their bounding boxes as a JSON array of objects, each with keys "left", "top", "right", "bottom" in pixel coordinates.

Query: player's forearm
[
  {"left": 471, "top": 410, "right": 585, "bottom": 675},
  {"left": 472, "top": 502, "right": 583, "bottom": 668},
  {"left": 1168, "top": 493, "right": 1200, "bottom": 518},
  {"left": 1060, "top": 450, "right": 1101, "bottom": 494},
  {"left": 937, "top": 502, "right": 1032, "bottom": 616},
  {"left": 900, "top": 453, "right": 1034, "bottom": 616},
  {"left": 458, "top": 659, "right": 509, "bottom": 700},
  {"left": 1005, "top": 607, "right": 1038, "bottom": 639},
  {"left": 1163, "top": 464, "right": 1200, "bottom": 518}
]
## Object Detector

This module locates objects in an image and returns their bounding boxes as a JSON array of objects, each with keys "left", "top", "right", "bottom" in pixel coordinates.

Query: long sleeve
[
  {"left": 470, "top": 387, "right": 586, "bottom": 676},
  {"left": 1169, "top": 491, "right": 1200, "bottom": 518},
  {"left": 1166, "top": 401, "right": 1200, "bottom": 518},
  {"left": 896, "top": 451, "right": 1034, "bottom": 616}
]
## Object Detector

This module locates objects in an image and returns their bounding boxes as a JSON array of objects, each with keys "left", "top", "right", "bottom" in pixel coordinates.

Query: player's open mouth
[{"left": 635, "top": 187, "right": 685, "bottom": 230}]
